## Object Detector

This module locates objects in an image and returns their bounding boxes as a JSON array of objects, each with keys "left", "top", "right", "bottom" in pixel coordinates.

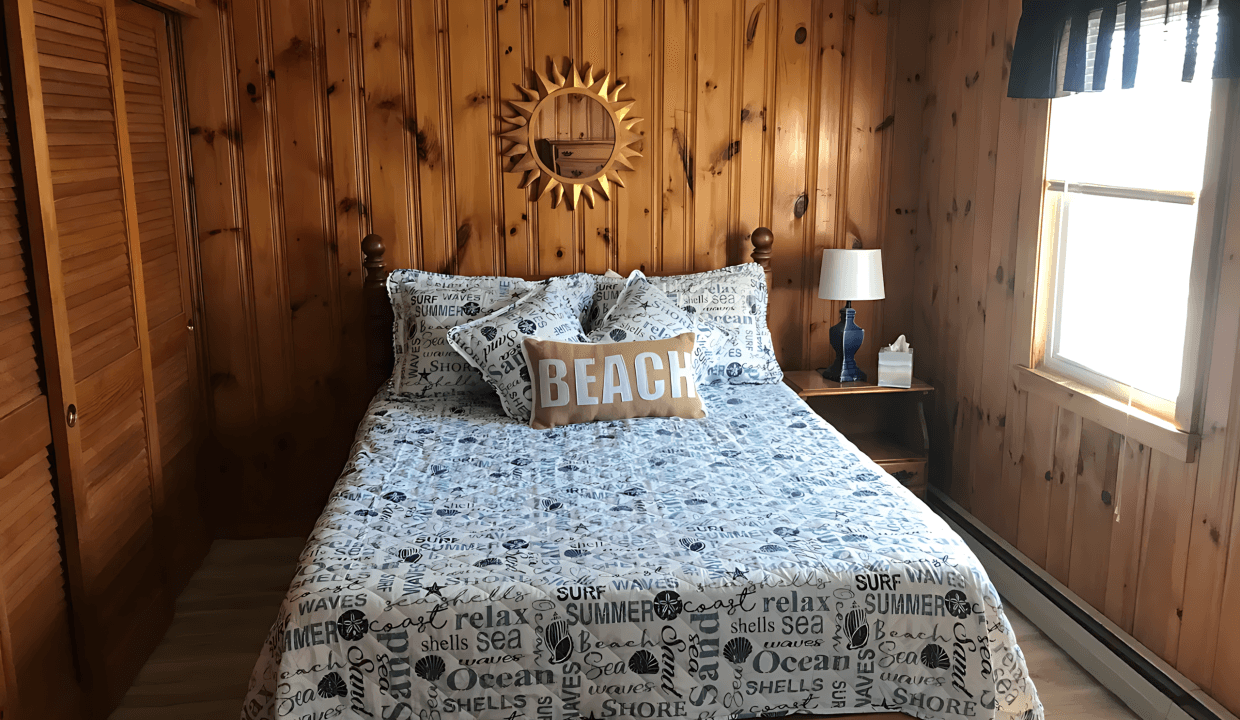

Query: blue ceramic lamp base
[{"left": 821, "top": 303, "right": 866, "bottom": 382}]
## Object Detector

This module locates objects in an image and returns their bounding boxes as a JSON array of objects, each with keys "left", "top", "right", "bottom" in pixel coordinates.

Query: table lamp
[{"left": 818, "top": 247, "right": 885, "bottom": 382}]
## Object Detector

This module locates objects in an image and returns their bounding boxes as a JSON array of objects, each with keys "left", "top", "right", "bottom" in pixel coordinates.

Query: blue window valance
[{"left": 1008, "top": 0, "right": 1239, "bottom": 98}]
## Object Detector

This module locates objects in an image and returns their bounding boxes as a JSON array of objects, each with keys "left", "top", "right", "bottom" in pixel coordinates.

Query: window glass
[{"left": 1054, "top": 193, "right": 1198, "bottom": 400}]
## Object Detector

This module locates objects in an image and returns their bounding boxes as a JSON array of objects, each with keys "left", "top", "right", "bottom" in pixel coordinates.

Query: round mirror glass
[{"left": 527, "top": 91, "right": 616, "bottom": 181}]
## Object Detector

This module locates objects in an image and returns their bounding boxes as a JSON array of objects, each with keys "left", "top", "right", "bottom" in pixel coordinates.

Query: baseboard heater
[{"left": 928, "top": 488, "right": 1237, "bottom": 720}]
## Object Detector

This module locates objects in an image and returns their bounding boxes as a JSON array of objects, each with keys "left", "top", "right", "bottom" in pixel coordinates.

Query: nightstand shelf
[
  {"left": 851, "top": 431, "right": 924, "bottom": 464},
  {"left": 783, "top": 370, "right": 932, "bottom": 499},
  {"left": 784, "top": 372, "right": 933, "bottom": 396}
]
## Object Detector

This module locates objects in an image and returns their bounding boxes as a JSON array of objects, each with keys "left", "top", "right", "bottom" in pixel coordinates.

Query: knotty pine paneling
[
  {"left": 908, "top": 0, "right": 1240, "bottom": 714},
  {"left": 181, "top": 0, "right": 915, "bottom": 536}
]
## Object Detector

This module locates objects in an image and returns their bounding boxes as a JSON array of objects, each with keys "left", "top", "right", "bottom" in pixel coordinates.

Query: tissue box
[{"left": 878, "top": 349, "right": 913, "bottom": 388}]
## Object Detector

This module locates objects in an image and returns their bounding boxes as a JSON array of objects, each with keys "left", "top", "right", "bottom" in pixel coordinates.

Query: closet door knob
[
  {"left": 187, "top": 322, "right": 194, "bottom": 332},
  {"left": 66, "top": 404, "right": 77, "bottom": 428}
]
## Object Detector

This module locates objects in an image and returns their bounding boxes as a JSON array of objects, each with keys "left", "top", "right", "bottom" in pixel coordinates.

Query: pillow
[
  {"left": 609, "top": 264, "right": 782, "bottom": 384},
  {"left": 588, "top": 275, "right": 726, "bottom": 381},
  {"left": 446, "top": 283, "right": 588, "bottom": 421},
  {"left": 535, "top": 272, "right": 597, "bottom": 331},
  {"left": 522, "top": 333, "right": 706, "bottom": 429},
  {"left": 386, "top": 269, "right": 534, "bottom": 396},
  {"left": 584, "top": 274, "right": 626, "bottom": 331}
]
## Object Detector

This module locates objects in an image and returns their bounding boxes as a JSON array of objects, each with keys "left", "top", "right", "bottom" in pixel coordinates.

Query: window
[{"left": 1040, "top": 3, "right": 1219, "bottom": 424}]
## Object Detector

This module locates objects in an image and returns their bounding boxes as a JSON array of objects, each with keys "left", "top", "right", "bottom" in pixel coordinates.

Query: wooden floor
[
  {"left": 108, "top": 538, "right": 306, "bottom": 720},
  {"left": 109, "top": 538, "right": 1140, "bottom": 720}
]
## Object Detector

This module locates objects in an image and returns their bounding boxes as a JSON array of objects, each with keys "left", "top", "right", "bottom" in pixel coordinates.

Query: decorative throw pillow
[
  {"left": 535, "top": 273, "right": 597, "bottom": 331},
  {"left": 386, "top": 269, "right": 534, "bottom": 396},
  {"left": 588, "top": 275, "right": 726, "bottom": 381},
  {"left": 446, "top": 285, "right": 588, "bottom": 421},
  {"left": 521, "top": 333, "right": 706, "bottom": 429},
  {"left": 584, "top": 274, "right": 626, "bottom": 331},
  {"left": 609, "top": 264, "right": 782, "bottom": 384}
]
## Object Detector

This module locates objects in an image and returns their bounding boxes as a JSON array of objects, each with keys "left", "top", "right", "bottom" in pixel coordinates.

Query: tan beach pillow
[{"left": 521, "top": 333, "right": 706, "bottom": 429}]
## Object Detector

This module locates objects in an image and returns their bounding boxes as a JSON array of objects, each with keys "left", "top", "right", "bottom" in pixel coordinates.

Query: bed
[{"left": 242, "top": 231, "right": 1043, "bottom": 720}]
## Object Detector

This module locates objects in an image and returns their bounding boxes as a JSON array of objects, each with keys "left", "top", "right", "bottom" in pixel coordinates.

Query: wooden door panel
[
  {"left": 6, "top": 0, "right": 169, "bottom": 711},
  {"left": 0, "top": 5, "right": 82, "bottom": 716},
  {"left": 1, "top": 0, "right": 218, "bottom": 711},
  {"left": 0, "top": 449, "right": 79, "bottom": 720},
  {"left": 116, "top": 0, "right": 204, "bottom": 593}
]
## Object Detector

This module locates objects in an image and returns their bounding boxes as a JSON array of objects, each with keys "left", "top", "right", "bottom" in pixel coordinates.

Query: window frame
[
  {"left": 1040, "top": 181, "right": 1197, "bottom": 423},
  {"left": 1030, "top": 78, "right": 1234, "bottom": 435}
]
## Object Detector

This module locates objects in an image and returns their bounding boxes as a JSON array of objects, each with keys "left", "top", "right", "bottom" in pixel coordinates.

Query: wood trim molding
[
  {"left": 165, "top": 11, "right": 212, "bottom": 430},
  {"left": 1176, "top": 77, "right": 1240, "bottom": 690},
  {"left": 0, "top": 567, "right": 12, "bottom": 719},
  {"left": 1008, "top": 100, "right": 1052, "bottom": 372},
  {"left": 1014, "top": 365, "right": 1200, "bottom": 463},
  {"left": 137, "top": 0, "right": 198, "bottom": 18},
  {"left": 1174, "top": 81, "right": 1235, "bottom": 432}
]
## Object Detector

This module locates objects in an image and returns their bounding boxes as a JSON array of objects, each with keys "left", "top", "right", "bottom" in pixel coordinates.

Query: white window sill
[{"left": 1013, "top": 365, "right": 1199, "bottom": 463}]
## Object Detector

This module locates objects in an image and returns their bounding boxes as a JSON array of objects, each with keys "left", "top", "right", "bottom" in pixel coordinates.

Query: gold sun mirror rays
[{"left": 501, "top": 59, "right": 643, "bottom": 211}]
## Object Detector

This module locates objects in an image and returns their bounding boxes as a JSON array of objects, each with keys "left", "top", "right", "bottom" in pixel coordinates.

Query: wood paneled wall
[
  {"left": 181, "top": 0, "right": 917, "bottom": 535},
  {"left": 906, "top": 0, "right": 1240, "bottom": 714}
]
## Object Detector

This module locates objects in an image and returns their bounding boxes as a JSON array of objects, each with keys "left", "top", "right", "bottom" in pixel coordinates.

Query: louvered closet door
[
  {"left": 6, "top": 0, "right": 168, "bottom": 708},
  {"left": 0, "top": 19, "right": 83, "bottom": 720},
  {"left": 0, "top": 628, "right": 7, "bottom": 717},
  {"left": 115, "top": 0, "right": 203, "bottom": 589}
]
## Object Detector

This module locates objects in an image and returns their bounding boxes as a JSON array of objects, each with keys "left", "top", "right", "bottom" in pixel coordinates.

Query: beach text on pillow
[{"left": 522, "top": 333, "right": 706, "bottom": 429}]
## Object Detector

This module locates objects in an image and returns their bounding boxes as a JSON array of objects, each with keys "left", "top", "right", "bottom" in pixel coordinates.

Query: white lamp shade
[{"left": 818, "top": 249, "right": 885, "bottom": 301}]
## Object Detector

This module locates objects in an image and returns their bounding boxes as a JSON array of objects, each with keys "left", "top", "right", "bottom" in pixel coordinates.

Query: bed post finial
[
  {"left": 363, "top": 234, "right": 387, "bottom": 289},
  {"left": 750, "top": 227, "right": 773, "bottom": 287},
  {"left": 362, "top": 234, "right": 394, "bottom": 393}
]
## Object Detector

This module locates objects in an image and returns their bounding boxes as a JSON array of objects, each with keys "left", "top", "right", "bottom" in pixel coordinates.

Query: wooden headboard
[{"left": 361, "top": 227, "right": 775, "bottom": 393}]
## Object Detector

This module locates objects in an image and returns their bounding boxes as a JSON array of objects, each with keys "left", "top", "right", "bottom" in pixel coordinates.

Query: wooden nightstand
[{"left": 784, "top": 370, "right": 933, "bottom": 499}]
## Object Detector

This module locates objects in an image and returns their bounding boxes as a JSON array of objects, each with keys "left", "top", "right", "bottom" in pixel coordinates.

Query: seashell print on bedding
[{"left": 242, "top": 382, "right": 1043, "bottom": 720}]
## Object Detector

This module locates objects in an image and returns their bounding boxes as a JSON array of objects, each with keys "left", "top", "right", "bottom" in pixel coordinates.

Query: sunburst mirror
[{"left": 500, "top": 59, "right": 643, "bottom": 210}]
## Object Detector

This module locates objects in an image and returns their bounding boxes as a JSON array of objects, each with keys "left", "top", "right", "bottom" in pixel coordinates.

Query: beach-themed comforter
[{"left": 243, "top": 383, "right": 1042, "bottom": 720}]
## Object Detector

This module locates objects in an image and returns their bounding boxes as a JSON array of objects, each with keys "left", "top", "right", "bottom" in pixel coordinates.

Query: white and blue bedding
[{"left": 243, "top": 383, "right": 1042, "bottom": 720}]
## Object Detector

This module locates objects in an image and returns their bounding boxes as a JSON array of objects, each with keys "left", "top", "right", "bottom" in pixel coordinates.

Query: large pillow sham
[
  {"left": 588, "top": 274, "right": 726, "bottom": 380},
  {"left": 386, "top": 269, "right": 534, "bottom": 397},
  {"left": 522, "top": 332, "right": 705, "bottom": 429},
  {"left": 593, "top": 263, "right": 781, "bottom": 384},
  {"left": 446, "top": 281, "right": 588, "bottom": 421}
]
